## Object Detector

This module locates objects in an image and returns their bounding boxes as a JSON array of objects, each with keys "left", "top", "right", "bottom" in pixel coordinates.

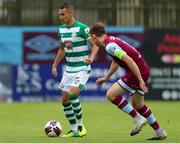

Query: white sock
[
  {"left": 78, "top": 119, "right": 83, "bottom": 126},
  {"left": 71, "top": 123, "right": 78, "bottom": 132}
]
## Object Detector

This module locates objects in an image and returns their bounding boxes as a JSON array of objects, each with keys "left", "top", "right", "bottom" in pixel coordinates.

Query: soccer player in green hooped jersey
[{"left": 52, "top": 2, "right": 99, "bottom": 138}]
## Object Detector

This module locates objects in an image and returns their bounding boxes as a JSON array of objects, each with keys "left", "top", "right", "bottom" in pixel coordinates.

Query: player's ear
[{"left": 68, "top": 8, "right": 74, "bottom": 16}]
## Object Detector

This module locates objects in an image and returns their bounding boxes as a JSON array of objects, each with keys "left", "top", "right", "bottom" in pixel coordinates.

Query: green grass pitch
[{"left": 0, "top": 101, "right": 180, "bottom": 143}]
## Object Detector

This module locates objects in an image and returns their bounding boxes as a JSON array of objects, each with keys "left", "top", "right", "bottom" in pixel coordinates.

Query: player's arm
[
  {"left": 86, "top": 37, "right": 99, "bottom": 64},
  {"left": 52, "top": 42, "right": 65, "bottom": 77},
  {"left": 106, "top": 42, "right": 148, "bottom": 92},
  {"left": 81, "top": 25, "right": 99, "bottom": 64},
  {"left": 96, "top": 60, "right": 119, "bottom": 85},
  {"left": 104, "top": 60, "right": 119, "bottom": 80},
  {"left": 122, "top": 55, "right": 148, "bottom": 92}
]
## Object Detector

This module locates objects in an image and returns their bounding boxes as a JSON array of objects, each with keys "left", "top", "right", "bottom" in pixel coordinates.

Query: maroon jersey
[
  {"left": 104, "top": 35, "right": 149, "bottom": 74},
  {"left": 104, "top": 35, "right": 150, "bottom": 92}
]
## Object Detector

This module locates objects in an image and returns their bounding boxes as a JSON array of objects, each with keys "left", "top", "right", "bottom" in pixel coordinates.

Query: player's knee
[
  {"left": 132, "top": 100, "right": 143, "bottom": 110},
  {"left": 61, "top": 95, "right": 70, "bottom": 104},
  {"left": 69, "top": 87, "right": 80, "bottom": 95},
  {"left": 106, "top": 90, "right": 114, "bottom": 101}
]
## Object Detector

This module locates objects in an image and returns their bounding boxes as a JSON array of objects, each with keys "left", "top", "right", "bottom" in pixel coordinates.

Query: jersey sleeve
[
  {"left": 81, "top": 24, "right": 91, "bottom": 40},
  {"left": 105, "top": 43, "right": 126, "bottom": 60}
]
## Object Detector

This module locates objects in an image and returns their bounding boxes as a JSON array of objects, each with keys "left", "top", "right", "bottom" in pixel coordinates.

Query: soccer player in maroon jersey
[{"left": 89, "top": 23, "right": 167, "bottom": 140}]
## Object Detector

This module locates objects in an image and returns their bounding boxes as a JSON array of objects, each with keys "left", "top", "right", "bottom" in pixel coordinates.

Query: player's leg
[
  {"left": 68, "top": 86, "right": 83, "bottom": 133},
  {"left": 69, "top": 71, "right": 90, "bottom": 136},
  {"left": 59, "top": 72, "right": 80, "bottom": 137},
  {"left": 68, "top": 86, "right": 84, "bottom": 128},
  {"left": 132, "top": 92, "right": 167, "bottom": 140},
  {"left": 116, "top": 74, "right": 148, "bottom": 136},
  {"left": 107, "top": 82, "right": 137, "bottom": 117},
  {"left": 61, "top": 90, "right": 79, "bottom": 137},
  {"left": 65, "top": 86, "right": 87, "bottom": 137},
  {"left": 61, "top": 87, "right": 82, "bottom": 137},
  {"left": 60, "top": 86, "right": 82, "bottom": 137},
  {"left": 106, "top": 82, "right": 147, "bottom": 135}
]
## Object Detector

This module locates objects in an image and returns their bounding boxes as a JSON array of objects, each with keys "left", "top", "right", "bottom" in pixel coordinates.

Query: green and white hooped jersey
[{"left": 58, "top": 21, "right": 91, "bottom": 73}]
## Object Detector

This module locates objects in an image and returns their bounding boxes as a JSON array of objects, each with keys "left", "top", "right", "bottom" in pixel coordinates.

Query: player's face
[
  {"left": 59, "top": 8, "right": 72, "bottom": 24},
  {"left": 91, "top": 34, "right": 104, "bottom": 47}
]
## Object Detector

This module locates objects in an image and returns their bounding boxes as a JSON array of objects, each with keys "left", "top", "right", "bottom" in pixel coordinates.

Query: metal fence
[{"left": 0, "top": 0, "right": 180, "bottom": 28}]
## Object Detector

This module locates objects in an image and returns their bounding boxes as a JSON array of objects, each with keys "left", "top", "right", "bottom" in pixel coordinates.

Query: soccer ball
[{"left": 44, "top": 120, "right": 62, "bottom": 137}]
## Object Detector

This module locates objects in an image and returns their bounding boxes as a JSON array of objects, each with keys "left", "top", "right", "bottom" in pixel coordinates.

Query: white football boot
[
  {"left": 130, "top": 115, "right": 147, "bottom": 136},
  {"left": 147, "top": 128, "right": 167, "bottom": 140}
]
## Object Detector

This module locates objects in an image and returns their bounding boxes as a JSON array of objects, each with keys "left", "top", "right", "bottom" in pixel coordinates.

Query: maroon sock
[
  {"left": 112, "top": 96, "right": 138, "bottom": 118},
  {"left": 137, "top": 105, "right": 160, "bottom": 130}
]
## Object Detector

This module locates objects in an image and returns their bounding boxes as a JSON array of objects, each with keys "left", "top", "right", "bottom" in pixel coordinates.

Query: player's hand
[
  {"left": 52, "top": 66, "right": 58, "bottom": 77},
  {"left": 96, "top": 77, "right": 107, "bottom": 85},
  {"left": 84, "top": 58, "right": 93, "bottom": 64},
  {"left": 139, "top": 80, "right": 148, "bottom": 93}
]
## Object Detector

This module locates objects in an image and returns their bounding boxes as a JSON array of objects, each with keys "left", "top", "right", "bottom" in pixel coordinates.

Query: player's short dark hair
[
  {"left": 60, "top": 2, "right": 74, "bottom": 11},
  {"left": 89, "top": 23, "right": 106, "bottom": 37}
]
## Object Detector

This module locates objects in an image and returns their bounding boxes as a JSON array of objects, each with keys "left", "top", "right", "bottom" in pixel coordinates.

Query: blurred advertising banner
[
  {"left": 0, "top": 26, "right": 143, "bottom": 64},
  {"left": 12, "top": 64, "right": 61, "bottom": 102},
  {"left": 0, "top": 64, "right": 12, "bottom": 102},
  {"left": 144, "top": 29, "right": 180, "bottom": 100},
  {"left": 22, "top": 27, "right": 143, "bottom": 64},
  {"left": 12, "top": 64, "right": 126, "bottom": 102},
  {"left": 23, "top": 32, "right": 59, "bottom": 64},
  {"left": 0, "top": 27, "right": 57, "bottom": 64}
]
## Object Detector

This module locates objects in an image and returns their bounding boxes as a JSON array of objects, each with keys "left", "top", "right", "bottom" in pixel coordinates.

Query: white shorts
[{"left": 59, "top": 70, "right": 91, "bottom": 92}]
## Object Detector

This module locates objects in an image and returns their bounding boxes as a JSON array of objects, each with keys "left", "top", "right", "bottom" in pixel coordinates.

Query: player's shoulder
[
  {"left": 76, "top": 21, "right": 89, "bottom": 28},
  {"left": 105, "top": 42, "right": 121, "bottom": 54},
  {"left": 108, "top": 35, "right": 122, "bottom": 42}
]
